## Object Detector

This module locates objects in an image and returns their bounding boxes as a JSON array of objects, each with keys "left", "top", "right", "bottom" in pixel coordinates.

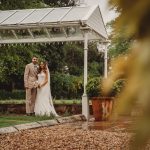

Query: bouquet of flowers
[{"left": 33, "top": 81, "right": 39, "bottom": 88}]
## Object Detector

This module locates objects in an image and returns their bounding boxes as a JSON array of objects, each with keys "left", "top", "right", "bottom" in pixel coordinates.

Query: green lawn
[
  {"left": 0, "top": 99, "right": 82, "bottom": 128},
  {"left": 0, "top": 99, "right": 82, "bottom": 105},
  {"left": 0, "top": 115, "right": 54, "bottom": 128},
  {"left": 54, "top": 99, "right": 81, "bottom": 105}
]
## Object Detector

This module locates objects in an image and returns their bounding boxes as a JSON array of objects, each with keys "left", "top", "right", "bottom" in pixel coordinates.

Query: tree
[
  {"left": 0, "top": 0, "right": 46, "bottom": 10},
  {"left": 63, "top": 43, "right": 104, "bottom": 76},
  {"left": 38, "top": 43, "right": 65, "bottom": 73},
  {"left": 43, "top": 0, "right": 74, "bottom": 7},
  {"left": 0, "top": 45, "right": 43, "bottom": 91},
  {"left": 88, "top": 43, "right": 104, "bottom": 76},
  {"left": 63, "top": 43, "right": 83, "bottom": 75},
  {"left": 107, "top": 20, "right": 131, "bottom": 58}
]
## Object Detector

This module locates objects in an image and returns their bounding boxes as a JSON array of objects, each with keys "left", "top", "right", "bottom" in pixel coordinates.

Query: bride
[{"left": 34, "top": 61, "right": 58, "bottom": 117}]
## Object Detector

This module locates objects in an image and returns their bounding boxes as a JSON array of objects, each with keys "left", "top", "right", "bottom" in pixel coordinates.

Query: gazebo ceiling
[{"left": 0, "top": 5, "right": 108, "bottom": 45}]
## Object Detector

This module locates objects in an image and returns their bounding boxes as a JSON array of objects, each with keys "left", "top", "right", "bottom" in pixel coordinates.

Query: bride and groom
[{"left": 24, "top": 56, "right": 58, "bottom": 117}]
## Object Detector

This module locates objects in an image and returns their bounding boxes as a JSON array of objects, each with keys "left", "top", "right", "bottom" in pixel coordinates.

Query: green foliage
[
  {"left": 108, "top": 37, "right": 131, "bottom": 58},
  {"left": 86, "top": 77, "right": 125, "bottom": 98},
  {"left": 63, "top": 43, "right": 104, "bottom": 76},
  {"left": 86, "top": 77, "right": 102, "bottom": 97},
  {"left": 0, "top": 0, "right": 46, "bottom": 10},
  {"left": 0, "top": 90, "right": 25, "bottom": 100},
  {"left": 107, "top": 20, "right": 131, "bottom": 58},
  {"left": 88, "top": 61, "right": 102, "bottom": 76},
  {"left": 88, "top": 43, "right": 104, "bottom": 76},
  {"left": 38, "top": 43, "right": 65, "bottom": 73},
  {"left": 0, "top": 0, "right": 74, "bottom": 11},
  {"left": 51, "top": 73, "right": 83, "bottom": 99},
  {"left": 63, "top": 43, "right": 84, "bottom": 75},
  {"left": 0, "top": 45, "right": 43, "bottom": 91},
  {"left": 44, "top": 0, "right": 74, "bottom": 7},
  {"left": 0, "top": 73, "right": 84, "bottom": 100}
]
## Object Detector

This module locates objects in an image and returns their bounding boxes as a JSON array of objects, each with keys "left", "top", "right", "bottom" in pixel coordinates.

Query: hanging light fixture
[{"left": 97, "top": 42, "right": 105, "bottom": 53}]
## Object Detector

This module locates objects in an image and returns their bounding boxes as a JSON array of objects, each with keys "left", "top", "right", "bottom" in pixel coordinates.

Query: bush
[
  {"left": 0, "top": 74, "right": 84, "bottom": 100},
  {"left": 51, "top": 73, "right": 83, "bottom": 99},
  {"left": 86, "top": 77, "right": 102, "bottom": 97},
  {"left": 0, "top": 90, "right": 25, "bottom": 100},
  {"left": 0, "top": 76, "right": 127, "bottom": 100},
  {"left": 86, "top": 77, "right": 126, "bottom": 98}
]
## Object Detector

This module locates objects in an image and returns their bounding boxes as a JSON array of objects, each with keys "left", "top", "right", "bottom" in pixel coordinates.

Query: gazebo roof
[{"left": 0, "top": 5, "right": 108, "bottom": 45}]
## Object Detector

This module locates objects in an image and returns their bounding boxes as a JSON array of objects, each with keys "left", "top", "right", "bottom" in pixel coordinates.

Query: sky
[{"left": 85, "top": 0, "right": 117, "bottom": 23}]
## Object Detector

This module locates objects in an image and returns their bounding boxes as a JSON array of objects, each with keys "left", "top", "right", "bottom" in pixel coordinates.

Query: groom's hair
[{"left": 32, "top": 55, "right": 38, "bottom": 59}]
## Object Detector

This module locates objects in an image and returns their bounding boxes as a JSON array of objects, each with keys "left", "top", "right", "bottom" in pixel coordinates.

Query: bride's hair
[{"left": 38, "top": 61, "right": 47, "bottom": 73}]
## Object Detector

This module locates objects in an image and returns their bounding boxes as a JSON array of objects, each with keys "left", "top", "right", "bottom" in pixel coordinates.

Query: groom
[{"left": 24, "top": 56, "right": 39, "bottom": 116}]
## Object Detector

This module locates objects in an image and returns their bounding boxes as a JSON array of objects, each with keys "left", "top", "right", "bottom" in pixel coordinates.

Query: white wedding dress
[{"left": 34, "top": 70, "right": 58, "bottom": 117}]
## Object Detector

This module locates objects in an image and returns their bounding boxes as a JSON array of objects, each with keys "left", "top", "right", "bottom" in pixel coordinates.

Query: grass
[
  {"left": 53, "top": 99, "right": 81, "bottom": 105},
  {"left": 0, "top": 114, "right": 55, "bottom": 128},
  {"left": 0, "top": 99, "right": 82, "bottom": 105},
  {"left": 0, "top": 100, "right": 25, "bottom": 104},
  {"left": 0, "top": 99, "right": 82, "bottom": 128}
]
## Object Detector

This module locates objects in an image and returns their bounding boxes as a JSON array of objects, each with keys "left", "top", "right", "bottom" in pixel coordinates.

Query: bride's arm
[{"left": 40, "top": 71, "right": 48, "bottom": 87}]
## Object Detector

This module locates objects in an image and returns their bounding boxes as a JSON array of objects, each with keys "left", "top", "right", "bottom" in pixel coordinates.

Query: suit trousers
[{"left": 26, "top": 88, "right": 37, "bottom": 114}]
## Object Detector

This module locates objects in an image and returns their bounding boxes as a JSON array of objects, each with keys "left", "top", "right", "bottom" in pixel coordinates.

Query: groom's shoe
[
  {"left": 31, "top": 112, "right": 35, "bottom": 116},
  {"left": 26, "top": 113, "right": 31, "bottom": 116}
]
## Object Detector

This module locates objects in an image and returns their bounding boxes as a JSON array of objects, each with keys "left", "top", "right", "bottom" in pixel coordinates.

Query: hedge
[
  {"left": 51, "top": 73, "right": 83, "bottom": 99},
  {"left": 0, "top": 75, "right": 126, "bottom": 100},
  {"left": 0, "top": 74, "right": 84, "bottom": 100},
  {"left": 0, "top": 90, "right": 25, "bottom": 100}
]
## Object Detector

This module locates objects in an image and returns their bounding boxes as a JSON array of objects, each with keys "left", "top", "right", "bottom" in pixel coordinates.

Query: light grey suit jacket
[{"left": 24, "top": 63, "right": 38, "bottom": 89}]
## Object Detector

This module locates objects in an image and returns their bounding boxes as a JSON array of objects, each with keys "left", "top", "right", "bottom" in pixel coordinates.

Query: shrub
[
  {"left": 0, "top": 74, "right": 84, "bottom": 100},
  {"left": 86, "top": 77, "right": 102, "bottom": 97},
  {"left": 51, "top": 73, "right": 83, "bottom": 99},
  {"left": 0, "top": 90, "right": 25, "bottom": 100},
  {"left": 86, "top": 77, "right": 126, "bottom": 98}
]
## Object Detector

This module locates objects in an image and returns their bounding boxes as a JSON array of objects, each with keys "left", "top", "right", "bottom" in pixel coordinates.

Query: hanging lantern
[{"left": 97, "top": 42, "right": 105, "bottom": 53}]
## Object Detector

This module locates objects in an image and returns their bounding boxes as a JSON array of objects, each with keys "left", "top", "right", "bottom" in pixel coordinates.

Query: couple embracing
[{"left": 24, "top": 56, "right": 58, "bottom": 117}]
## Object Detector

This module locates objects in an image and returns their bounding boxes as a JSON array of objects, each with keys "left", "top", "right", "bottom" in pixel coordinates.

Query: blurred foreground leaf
[{"left": 106, "top": 0, "right": 150, "bottom": 149}]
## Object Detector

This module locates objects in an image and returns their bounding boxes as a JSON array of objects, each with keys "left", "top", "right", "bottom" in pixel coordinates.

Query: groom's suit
[{"left": 24, "top": 63, "right": 38, "bottom": 114}]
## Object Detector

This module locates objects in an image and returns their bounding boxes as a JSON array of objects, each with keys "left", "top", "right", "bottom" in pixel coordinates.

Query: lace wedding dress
[{"left": 34, "top": 70, "right": 58, "bottom": 116}]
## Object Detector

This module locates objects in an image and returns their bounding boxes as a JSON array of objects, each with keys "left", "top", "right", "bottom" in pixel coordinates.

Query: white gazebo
[{"left": 0, "top": 3, "right": 108, "bottom": 120}]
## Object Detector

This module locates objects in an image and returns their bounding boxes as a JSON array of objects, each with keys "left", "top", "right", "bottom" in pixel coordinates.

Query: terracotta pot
[
  {"left": 91, "top": 97, "right": 114, "bottom": 121},
  {"left": 91, "top": 97, "right": 103, "bottom": 121}
]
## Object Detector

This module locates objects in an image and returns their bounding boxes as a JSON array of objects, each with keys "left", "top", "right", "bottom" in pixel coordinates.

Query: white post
[
  {"left": 83, "top": 32, "right": 88, "bottom": 94},
  {"left": 82, "top": 30, "right": 89, "bottom": 120},
  {"left": 104, "top": 44, "right": 108, "bottom": 78},
  {"left": 97, "top": 42, "right": 108, "bottom": 79}
]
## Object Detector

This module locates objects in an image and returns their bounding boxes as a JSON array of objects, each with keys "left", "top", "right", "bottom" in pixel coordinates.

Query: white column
[
  {"left": 104, "top": 44, "right": 108, "bottom": 78},
  {"left": 83, "top": 32, "right": 88, "bottom": 94},
  {"left": 97, "top": 42, "right": 108, "bottom": 79},
  {"left": 82, "top": 31, "right": 89, "bottom": 120}
]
